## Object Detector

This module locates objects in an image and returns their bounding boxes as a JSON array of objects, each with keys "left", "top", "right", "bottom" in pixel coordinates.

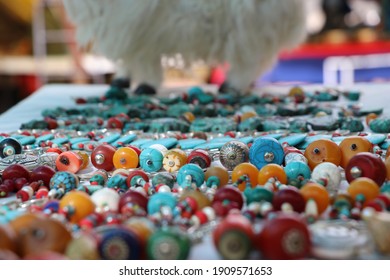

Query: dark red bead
[
  {"left": 118, "top": 190, "right": 148, "bottom": 213},
  {"left": 345, "top": 152, "right": 386, "bottom": 186},
  {"left": 2, "top": 164, "right": 31, "bottom": 182},
  {"left": 31, "top": 166, "right": 56, "bottom": 186},
  {"left": 212, "top": 186, "right": 244, "bottom": 216},
  {"left": 273, "top": 188, "right": 306, "bottom": 213},
  {"left": 91, "top": 144, "right": 116, "bottom": 171}
]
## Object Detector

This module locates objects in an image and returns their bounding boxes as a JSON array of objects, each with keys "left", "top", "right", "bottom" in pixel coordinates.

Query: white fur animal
[{"left": 63, "top": 0, "right": 307, "bottom": 92}]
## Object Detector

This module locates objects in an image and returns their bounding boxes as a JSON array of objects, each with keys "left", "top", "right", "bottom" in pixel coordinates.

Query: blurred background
[{"left": 0, "top": 0, "right": 390, "bottom": 113}]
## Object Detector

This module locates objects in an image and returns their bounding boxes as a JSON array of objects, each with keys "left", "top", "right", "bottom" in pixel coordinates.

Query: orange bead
[
  {"left": 76, "top": 151, "right": 90, "bottom": 170},
  {"left": 59, "top": 191, "right": 96, "bottom": 223},
  {"left": 163, "top": 149, "right": 187, "bottom": 172},
  {"left": 386, "top": 146, "right": 390, "bottom": 159},
  {"left": 180, "top": 190, "right": 211, "bottom": 209},
  {"left": 300, "top": 182, "right": 330, "bottom": 215},
  {"left": 347, "top": 177, "right": 380, "bottom": 206},
  {"left": 56, "top": 151, "right": 83, "bottom": 173},
  {"left": 339, "top": 136, "right": 372, "bottom": 169},
  {"left": 240, "top": 111, "right": 257, "bottom": 122},
  {"left": 304, "top": 139, "right": 341, "bottom": 170},
  {"left": 365, "top": 113, "right": 378, "bottom": 126},
  {"left": 386, "top": 156, "right": 390, "bottom": 181},
  {"left": 231, "top": 163, "right": 259, "bottom": 191},
  {"left": 182, "top": 112, "right": 195, "bottom": 123},
  {"left": 258, "top": 163, "right": 287, "bottom": 185},
  {"left": 205, "top": 166, "right": 229, "bottom": 187},
  {"left": 113, "top": 147, "right": 139, "bottom": 169}
]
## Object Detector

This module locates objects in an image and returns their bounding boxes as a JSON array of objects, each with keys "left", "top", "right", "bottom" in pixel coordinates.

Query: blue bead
[
  {"left": 178, "top": 139, "right": 206, "bottom": 150},
  {"left": 364, "top": 133, "right": 386, "bottom": 145},
  {"left": 98, "top": 227, "right": 142, "bottom": 260},
  {"left": 111, "top": 134, "right": 137, "bottom": 147},
  {"left": 98, "top": 133, "right": 121, "bottom": 144},
  {"left": 278, "top": 134, "right": 307, "bottom": 147},
  {"left": 284, "top": 161, "right": 311, "bottom": 187},
  {"left": 177, "top": 164, "right": 204, "bottom": 187},
  {"left": 147, "top": 192, "right": 176, "bottom": 215},
  {"left": 140, "top": 138, "right": 178, "bottom": 149},
  {"left": 249, "top": 136, "right": 284, "bottom": 169},
  {"left": 139, "top": 148, "right": 163, "bottom": 172}
]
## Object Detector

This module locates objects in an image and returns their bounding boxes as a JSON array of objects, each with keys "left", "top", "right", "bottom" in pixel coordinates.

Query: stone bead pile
[{"left": 1, "top": 85, "right": 390, "bottom": 260}]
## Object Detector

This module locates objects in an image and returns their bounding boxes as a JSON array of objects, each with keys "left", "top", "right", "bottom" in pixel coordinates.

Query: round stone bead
[{"left": 249, "top": 137, "right": 284, "bottom": 170}]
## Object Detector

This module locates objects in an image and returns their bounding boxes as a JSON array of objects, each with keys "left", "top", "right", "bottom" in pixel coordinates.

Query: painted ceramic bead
[
  {"left": 257, "top": 213, "right": 311, "bottom": 260},
  {"left": 212, "top": 186, "right": 244, "bottom": 216},
  {"left": 187, "top": 149, "right": 212, "bottom": 169},
  {"left": 347, "top": 177, "right": 380, "bottom": 206},
  {"left": 339, "top": 136, "right": 372, "bottom": 169},
  {"left": 147, "top": 228, "right": 191, "bottom": 260},
  {"left": 0, "top": 137, "right": 22, "bottom": 158},
  {"left": 113, "top": 147, "right": 139, "bottom": 169},
  {"left": 176, "top": 164, "right": 205, "bottom": 188},
  {"left": 59, "top": 191, "right": 95, "bottom": 223},
  {"left": 311, "top": 162, "right": 341, "bottom": 195},
  {"left": 213, "top": 212, "right": 255, "bottom": 260},
  {"left": 96, "top": 226, "right": 142, "bottom": 260},
  {"left": 18, "top": 218, "right": 72, "bottom": 257},
  {"left": 163, "top": 148, "right": 187, "bottom": 172},
  {"left": 345, "top": 152, "right": 386, "bottom": 186},
  {"left": 273, "top": 188, "right": 306, "bottom": 213},
  {"left": 139, "top": 147, "right": 163, "bottom": 173},
  {"left": 219, "top": 141, "right": 249, "bottom": 171},
  {"left": 284, "top": 161, "right": 311, "bottom": 188},
  {"left": 249, "top": 137, "right": 284, "bottom": 169},
  {"left": 300, "top": 182, "right": 330, "bottom": 215},
  {"left": 258, "top": 164, "right": 287, "bottom": 186},
  {"left": 91, "top": 144, "right": 116, "bottom": 171},
  {"left": 304, "top": 139, "right": 341, "bottom": 170},
  {"left": 49, "top": 171, "right": 79, "bottom": 198},
  {"left": 55, "top": 151, "right": 83, "bottom": 173},
  {"left": 90, "top": 188, "right": 120, "bottom": 212}
]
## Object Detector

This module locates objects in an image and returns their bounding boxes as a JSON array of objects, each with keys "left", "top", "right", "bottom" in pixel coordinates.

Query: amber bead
[{"left": 300, "top": 182, "right": 330, "bottom": 215}]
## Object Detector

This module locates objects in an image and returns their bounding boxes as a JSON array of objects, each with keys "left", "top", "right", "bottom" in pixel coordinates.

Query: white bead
[
  {"left": 361, "top": 207, "right": 376, "bottom": 221},
  {"left": 202, "top": 206, "right": 216, "bottom": 221},
  {"left": 135, "top": 186, "right": 147, "bottom": 196},
  {"left": 305, "top": 199, "right": 318, "bottom": 217},
  {"left": 311, "top": 162, "right": 341, "bottom": 193},
  {"left": 281, "top": 202, "right": 293, "bottom": 213},
  {"left": 157, "top": 185, "right": 171, "bottom": 193},
  {"left": 248, "top": 202, "right": 261, "bottom": 213},
  {"left": 260, "top": 201, "right": 273, "bottom": 215},
  {"left": 149, "top": 144, "right": 168, "bottom": 156},
  {"left": 90, "top": 188, "right": 120, "bottom": 212},
  {"left": 22, "top": 186, "right": 34, "bottom": 197},
  {"left": 190, "top": 216, "right": 200, "bottom": 227}
]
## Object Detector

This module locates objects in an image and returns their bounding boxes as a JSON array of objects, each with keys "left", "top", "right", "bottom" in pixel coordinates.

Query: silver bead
[
  {"left": 264, "top": 152, "right": 275, "bottom": 162},
  {"left": 350, "top": 166, "right": 362, "bottom": 179},
  {"left": 95, "top": 154, "right": 105, "bottom": 165}
]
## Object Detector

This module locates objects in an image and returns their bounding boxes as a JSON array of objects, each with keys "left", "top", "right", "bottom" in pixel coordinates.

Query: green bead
[
  {"left": 244, "top": 187, "right": 273, "bottom": 204},
  {"left": 147, "top": 228, "right": 191, "bottom": 260}
]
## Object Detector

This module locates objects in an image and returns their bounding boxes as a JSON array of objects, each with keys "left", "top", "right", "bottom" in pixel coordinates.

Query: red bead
[
  {"left": 118, "top": 190, "right": 149, "bottom": 213},
  {"left": 2, "top": 164, "right": 31, "bottom": 182},
  {"left": 257, "top": 213, "right": 311, "bottom": 260},
  {"left": 273, "top": 188, "right": 306, "bottom": 213},
  {"left": 195, "top": 210, "right": 208, "bottom": 224},
  {"left": 187, "top": 149, "right": 212, "bottom": 169},
  {"left": 91, "top": 144, "right": 116, "bottom": 171},
  {"left": 13, "top": 177, "right": 28, "bottom": 191},
  {"left": 36, "top": 187, "right": 49, "bottom": 199},
  {"left": 345, "top": 152, "right": 386, "bottom": 186},
  {"left": 212, "top": 186, "right": 244, "bottom": 216}
]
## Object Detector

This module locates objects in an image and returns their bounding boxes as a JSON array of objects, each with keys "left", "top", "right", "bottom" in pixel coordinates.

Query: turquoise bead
[
  {"left": 244, "top": 187, "right": 273, "bottom": 205},
  {"left": 249, "top": 137, "right": 284, "bottom": 169},
  {"left": 147, "top": 192, "right": 176, "bottom": 215},
  {"left": 139, "top": 148, "right": 163, "bottom": 172},
  {"left": 98, "top": 133, "right": 121, "bottom": 144},
  {"left": 278, "top": 134, "right": 307, "bottom": 147},
  {"left": 111, "top": 134, "right": 137, "bottom": 147},
  {"left": 106, "top": 173, "right": 128, "bottom": 191},
  {"left": 177, "top": 164, "right": 205, "bottom": 188},
  {"left": 284, "top": 161, "right": 311, "bottom": 188},
  {"left": 49, "top": 171, "right": 78, "bottom": 194},
  {"left": 177, "top": 139, "right": 206, "bottom": 150},
  {"left": 140, "top": 138, "right": 178, "bottom": 149}
]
